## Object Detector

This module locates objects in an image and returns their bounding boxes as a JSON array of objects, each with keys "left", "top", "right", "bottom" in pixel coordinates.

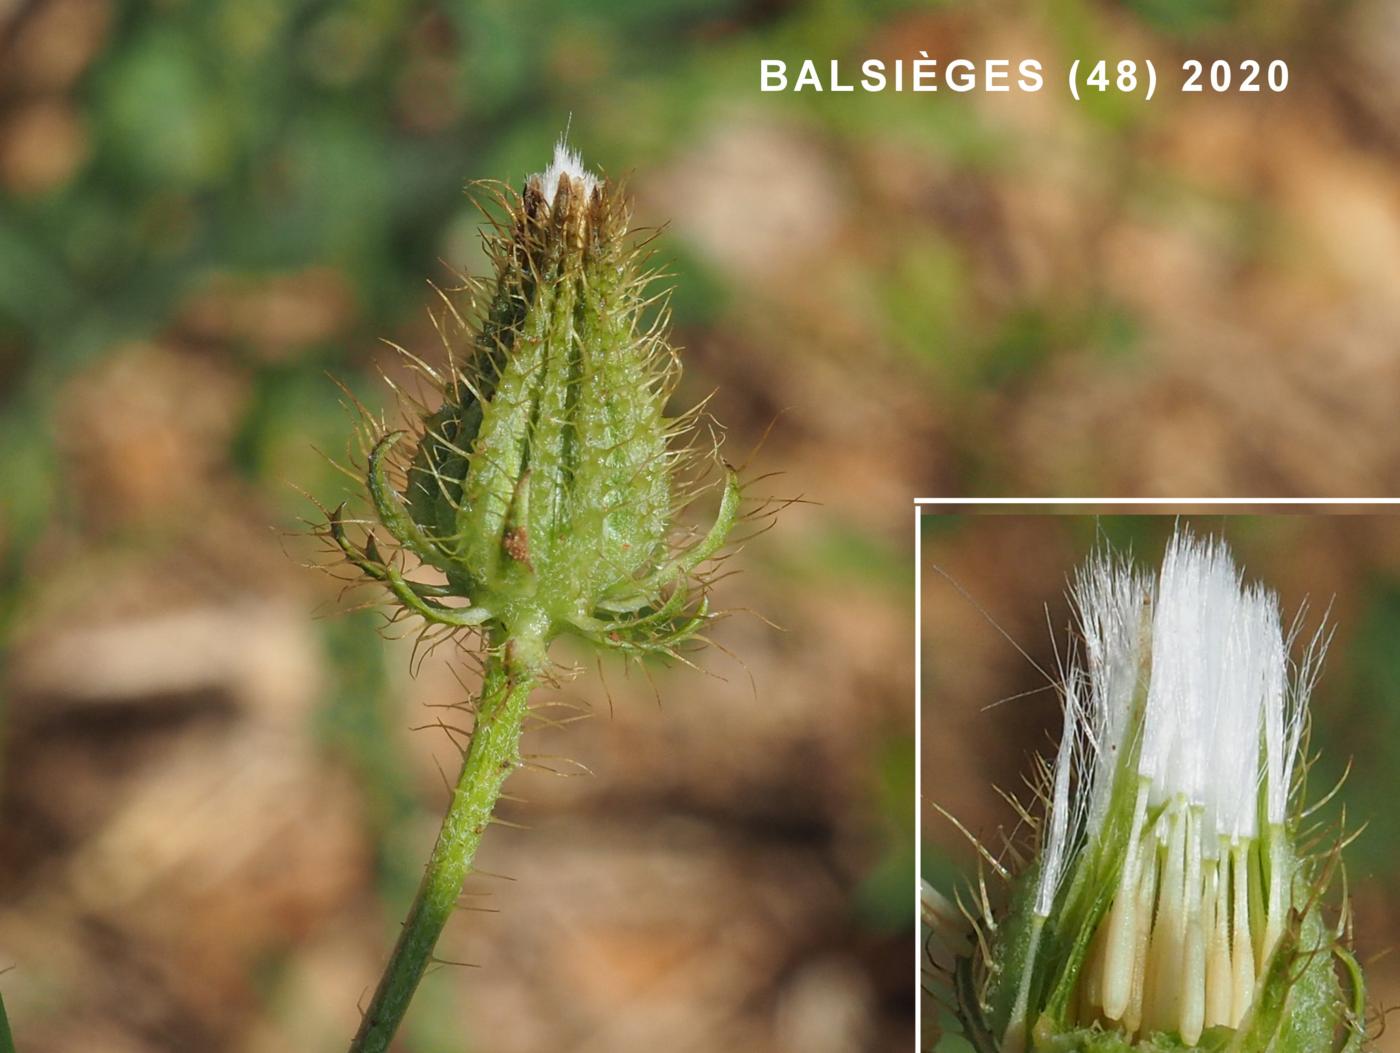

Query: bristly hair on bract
[
  {"left": 306, "top": 139, "right": 780, "bottom": 680},
  {"left": 924, "top": 529, "right": 1371, "bottom": 1053}
]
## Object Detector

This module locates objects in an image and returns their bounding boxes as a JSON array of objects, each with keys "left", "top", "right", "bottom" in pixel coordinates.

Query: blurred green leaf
[
  {"left": 857, "top": 731, "right": 918, "bottom": 931},
  {"left": 96, "top": 25, "right": 234, "bottom": 188},
  {"left": 1123, "top": 0, "right": 1241, "bottom": 33},
  {"left": 1325, "top": 581, "right": 1400, "bottom": 875}
]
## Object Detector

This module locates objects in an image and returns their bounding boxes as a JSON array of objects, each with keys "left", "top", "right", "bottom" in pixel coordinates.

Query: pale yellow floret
[
  {"left": 1180, "top": 809, "right": 1208, "bottom": 1045},
  {"left": 1123, "top": 832, "right": 1159, "bottom": 1034},
  {"left": 1205, "top": 854, "right": 1233, "bottom": 1029},
  {"left": 1146, "top": 802, "right": 1188, "bottom": 1036},
  {"left": 1102, "top": 783, "right": 1152, "bottom": 1020},
  {"left": 1076, "top": 807, "right": 1280, "bottom": 1044}
]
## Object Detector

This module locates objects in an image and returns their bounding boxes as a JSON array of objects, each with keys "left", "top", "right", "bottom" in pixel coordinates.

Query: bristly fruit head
[
  {"left": 938, "top": 530, "right": 1368, "bottom": 1053},
  {"left": 329, "top": 140, "right": 741, "bottom": 669}
]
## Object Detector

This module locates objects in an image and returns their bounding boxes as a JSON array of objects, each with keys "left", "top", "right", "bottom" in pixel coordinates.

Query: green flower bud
[
  {"left": 329, "top": 142, "right": 740, "bottom": 666},
  {"left": 933, "top": 531, "right": 1368, "bottom": 1053}
]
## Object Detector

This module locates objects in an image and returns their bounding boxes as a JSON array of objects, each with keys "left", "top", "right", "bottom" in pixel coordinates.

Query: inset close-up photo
[{"left": 920, "top": 513, "right": 1400, "bottom": 1053}]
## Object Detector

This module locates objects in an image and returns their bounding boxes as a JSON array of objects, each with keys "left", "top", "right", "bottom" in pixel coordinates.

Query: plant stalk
[
  {"left": 348, "top": 627, "right": 543, "bottom": 1053},
  {"left": 0, "top": 991, "right": 15, "bottom": 1053}
]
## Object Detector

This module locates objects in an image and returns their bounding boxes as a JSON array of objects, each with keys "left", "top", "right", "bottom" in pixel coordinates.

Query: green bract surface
[{"left": 331, "top": 161, "right": 740, "bottom": 660}]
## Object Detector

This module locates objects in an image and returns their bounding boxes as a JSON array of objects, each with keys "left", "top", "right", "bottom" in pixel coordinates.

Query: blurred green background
[
  {"left": 921, "top": 514, "right": 1400, "bottom": 1052},
  {"left": 3, "top": 0, "right": 1400, "bottom": 1049}
]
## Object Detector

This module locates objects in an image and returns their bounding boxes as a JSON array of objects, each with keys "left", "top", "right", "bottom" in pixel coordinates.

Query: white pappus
[{"left": 1011, "top": 528, "right": 1323, "bottom": 1048}]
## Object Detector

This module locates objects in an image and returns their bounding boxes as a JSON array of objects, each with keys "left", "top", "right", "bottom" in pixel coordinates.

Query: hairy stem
[{"left": 349, "top": 624, "right": 545, "bottom": 1053}]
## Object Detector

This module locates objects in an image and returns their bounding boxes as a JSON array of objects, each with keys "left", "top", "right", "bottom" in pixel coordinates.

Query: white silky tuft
[
  {"left": 1036, "top": 528, "right": 1320, "bottom": 920},
  {"left": 1071, "top": 550, "right": 1151, "bottom": 836},
  {"left": 1138, "top": 532, "right": 1279, "bottom": 849},
  {"left": 1035, "top": 670, "right": 1087, "bottom": 917},
  {"left": 1268, "top": 610, "right": 1326, "bottom": 825},
  {"left": 1139, "top": 534, "right": 1233, "bottom": 814},
  {"left": 1208, "top": 582, "right": 1276, "bottom": 845},
  {"left": 531, "top": 137, "right": 599, "bottom": 205},
  {"left": 1066, "top": 528, "right": 1318, "bottom": 854}
]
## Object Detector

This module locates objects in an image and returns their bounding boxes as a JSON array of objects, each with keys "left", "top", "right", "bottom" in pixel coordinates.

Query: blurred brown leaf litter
[{"left": 3, "top": 0, "right": 1400, "bottom": 1049}]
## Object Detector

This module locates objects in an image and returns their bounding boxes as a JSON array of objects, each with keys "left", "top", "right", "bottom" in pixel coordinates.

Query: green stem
[
  {"left": 348, "top": 626, "right": 543, "bottom": 1053},
  {"left": 0, "top": 991, "right": 15, "bottom": 1053}
]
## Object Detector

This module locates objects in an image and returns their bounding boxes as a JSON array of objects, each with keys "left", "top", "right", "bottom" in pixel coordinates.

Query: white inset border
[{"left": 911, "top": 497, "right": 1399, "bottom": 1050}]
